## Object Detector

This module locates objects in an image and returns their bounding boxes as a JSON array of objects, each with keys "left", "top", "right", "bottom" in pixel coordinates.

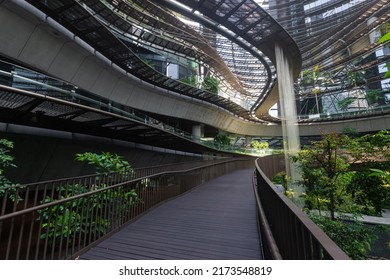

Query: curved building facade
[{"left": 0, "top": 0, "right": 389, "bottom": 150}]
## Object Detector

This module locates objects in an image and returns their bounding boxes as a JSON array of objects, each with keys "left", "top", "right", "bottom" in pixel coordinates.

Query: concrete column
[
  {"left": 192, "top": 124, "right": 204, "bottom": 141},
  {"left": 245, "top": 136, "right": 252, "bottom": 148}
]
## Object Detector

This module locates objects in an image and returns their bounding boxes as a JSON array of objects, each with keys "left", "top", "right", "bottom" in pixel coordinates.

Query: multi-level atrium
[
  {"left": 0, "top": 0, "right": 389, "bottom": 149},
  {"left": 266, "top": 0, "right": 390, "bottom": 119}
]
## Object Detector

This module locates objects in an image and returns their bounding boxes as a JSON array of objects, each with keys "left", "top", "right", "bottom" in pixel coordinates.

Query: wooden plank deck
[{"left": 79, "top": 169, "right": 263, "bottom": 260}]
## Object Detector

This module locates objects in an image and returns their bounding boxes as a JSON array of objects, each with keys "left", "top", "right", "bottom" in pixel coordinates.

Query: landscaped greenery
[
  {"left": 291, "top": 131, "right": 390, "bottom": 259},
  {"left": 179, "top": 75, "right": 198, "bottom": 87},
  {"left": 214, "top": 133, "right": 231, "bottom": 147},
  {"left": 75, "top": 151, "right": 134, "bottom": 175},
  {"left": 251, "top": 140, "right": 269, "bottom": 151},
  {"left": 38, "top": 152, "right": 139, "bottom": 244},
  {"left": 201, "top": 75, "right": 220, "bottom": 94}
]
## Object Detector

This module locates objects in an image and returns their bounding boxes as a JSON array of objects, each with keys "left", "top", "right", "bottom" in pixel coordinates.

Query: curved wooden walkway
[{"left": 79, "top": 169, "right": 263, "bottom": 260}]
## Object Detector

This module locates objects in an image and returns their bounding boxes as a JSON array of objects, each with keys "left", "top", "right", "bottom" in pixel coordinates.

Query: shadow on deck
[{"left": 79, "top": 169, "right": 263, "bottom": 260}]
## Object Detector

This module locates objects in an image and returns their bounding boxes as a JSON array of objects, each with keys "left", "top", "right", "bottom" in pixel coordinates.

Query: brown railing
[
  {"left": 254, "top": 155, "right": 350, "bottom": 260},
  {"left": 0, "top": 158, "right": 253, "bottom": 259}
]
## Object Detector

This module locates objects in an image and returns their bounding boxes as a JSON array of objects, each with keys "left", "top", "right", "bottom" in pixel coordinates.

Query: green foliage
[
  {"left": 380, "top": 23, "right": 390, "bottom": 37},
  {"left": 272, "top": 171, "right": 294, "bottom": 198},
  {"left": 370, "top": 168, "right": 390, "bottom": 182},
  {"left": 38, "top": 193, "right": 84, "bottom": 241},
  {"left": 75, "top": 152, "right": 133, "bottom": 175},
  {"left": 378, "top": 32, "right": 390, "bottom": 44},
  {"left": 0, "top": 139, "right": 21, "bottom": 203},
  {"left": 366, "top": 89, "right": 383, "bottom": 105},
  {"left": 179, "top": 76, "right": 198, "bottom": 87},
  {"left": 214, "top": 133, "right": 231, "bottom": 146},
  {"left": 294, "top": 131, "right": 390, "bottom": 219},
  {"left": 310, "top": 214, "right": 378, "bottom": 259},
  {"left": 292, "top": 132, "right": 351, "bottom": 219},
  {"left": 38, "top": 184, "right": 139, "bottom": 243},
  {"left": 350, "top": 130, "right": 390, "bottom": 162},
  {"left": 293, "top": 131, "right": 390, "bottom": 259},
  {"left": 201, "top": 75, "right": 220, "bottom": 94},
  {"left": 251, "top": 140, "right": 269, "bottom": 150},
  {"left": 299, "top": 66, "right": 320, "bottom": 88},
  {"left": 337, "top": 97, "right": 356, "bottom": 111},
  {"left": 341, "top": 126, "right": 359, "bottom": 138},
  {"left": 348, "top": 170, "right": 390, "bottom": 215},
  {"left": 39, "top": 152, "right": 139, "bottom": 244},
  {"left": 345, "top": 64, "right": 366, "bottom": 87},
  {"left": 272, "top": 171, "right": 287, "bottom": 187}
]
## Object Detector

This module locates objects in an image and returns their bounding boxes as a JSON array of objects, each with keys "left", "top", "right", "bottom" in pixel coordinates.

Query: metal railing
[
  {"left": 0, "top": 158, "right": 254, "bottom": 259},
  {"left": 253, "top": 155, "right": 350, "bottom": 260},
  {"left": 0, "top": 61, "right": 256, "bottom": 155}
]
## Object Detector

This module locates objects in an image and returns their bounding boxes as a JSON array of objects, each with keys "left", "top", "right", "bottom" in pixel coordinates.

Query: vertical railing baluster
[{"left": 26, "top": 209, "right": 36, "bottom": 259}]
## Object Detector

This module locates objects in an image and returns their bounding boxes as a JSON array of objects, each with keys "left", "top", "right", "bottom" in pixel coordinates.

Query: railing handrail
[
  {"left": 254, "top": 156, "right": 350, "bottom": 260},
  {"left": 0, "top": 158, "right": 237, "bottom": 190},
  {"left": 252, "top": 170, "right": 282, "bottom": 260},
  {"left": 0, "top": 157, "right": 251, "bottom": 220},
  {"left": 0, "top": 157, "right": 254, "bottom": 260}
]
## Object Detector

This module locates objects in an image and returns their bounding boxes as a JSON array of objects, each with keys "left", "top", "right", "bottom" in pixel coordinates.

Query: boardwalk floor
[{"left": 79, "top": 169, "right": 263, "bottom": 260}]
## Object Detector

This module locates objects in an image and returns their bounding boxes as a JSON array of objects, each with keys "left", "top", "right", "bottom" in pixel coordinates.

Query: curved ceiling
[{"left": 25, "top": 0, "right": 302, "bottom": 122}]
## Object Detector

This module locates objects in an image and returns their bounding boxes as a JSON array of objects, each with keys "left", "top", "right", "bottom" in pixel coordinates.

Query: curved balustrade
[{"left": 254, "top": 156, "right": 350, "bottom": 260}]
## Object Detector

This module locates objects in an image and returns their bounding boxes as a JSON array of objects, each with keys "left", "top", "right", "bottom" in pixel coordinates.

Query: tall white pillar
[{"left": 192, "top": 124, "right": 204, "bottom": 141}]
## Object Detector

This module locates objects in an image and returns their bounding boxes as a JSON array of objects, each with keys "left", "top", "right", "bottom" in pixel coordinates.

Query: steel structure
[
  {"left": 0, "top": 0, "right": 389, "bottom": 142},
  {"left": 265, "top": 0, "right": 390, "bottom": 117},
  {"left": 23, "top": 0, "right": 301, "bottom": 122}
]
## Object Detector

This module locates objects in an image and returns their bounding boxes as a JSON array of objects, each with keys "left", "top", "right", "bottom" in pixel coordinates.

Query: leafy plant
[
  {"left": 380, "top": 23, "right": 390, "bottom": 36},
  {"left": 271, "top": 171, "right": 294, "bottom": 198},
  {"left": 75, "top": 151, "right": 134, "bottom": 175},
  {"left": 201, "top": 75, "right": 220, "bottom": 94},
  {"left": 292, "top": 132, "right": 351, "bottom": 219},
  {"left": 179, "top": 75, "right": 198, "bottom": 87},
  {"left": 348, "top": 170, "right": 390, "bottom": 215},
  {"left": 293, "top": 131, "right": 390, "bottom": 259},
  {"left": 38, "top": 184, "right": 139, "bottom": 244},
  {"left": 341, "top": 126, "right": 359, "bottom": 138},
  {"left": 0, "top": 139, "right": 21, "bottom": 203},
  {"left": 251, "top": 140, "right": 269, "bottom": 150},
  {"left": 214, "top": 133, "right": 231, "bottom": 147},
  {"left": 38, "top": 152, "right": 139, "bottom": 245},
  {"left": 345, "top": 64, "right": 366, "bottom": 87},
  {"left": 299, "top": 66, "right": 322, "bottom": 114},
  {"left": 310, "top": 213, "right": 378, "bottom": 259},
  {"left": 337, "top": 97, "right": 356, "bottom": 111},
  {"left": 366, "top": 89, "right": 383, "bottom": 105}
]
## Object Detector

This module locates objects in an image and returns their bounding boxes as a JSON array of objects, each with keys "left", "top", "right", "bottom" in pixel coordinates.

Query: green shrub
[
  {"left": 38, "top": 184, "right": 139, "bottom": 243},
  {"left": 75, "top": 151, "right": 133, "bottom": 175},
  {"left": 310, "top": 213, "right": 378, "bottom": 259},
  {"left": 38, "top": 152, "right": 139, "bottom": 244},
  {"left": 214, "top": 133, "right": 231, "bottom": 147}
]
